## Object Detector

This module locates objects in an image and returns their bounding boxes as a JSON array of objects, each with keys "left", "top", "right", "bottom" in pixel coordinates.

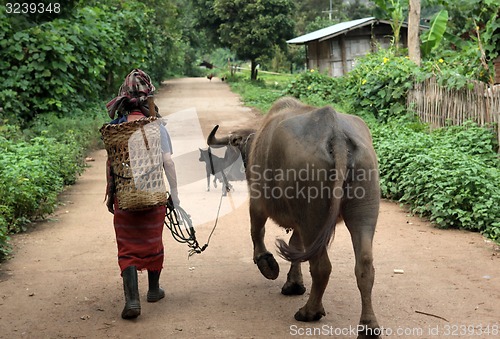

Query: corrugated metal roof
[{"left": 287, "top": 17, "right": 384, "bottom": 44}]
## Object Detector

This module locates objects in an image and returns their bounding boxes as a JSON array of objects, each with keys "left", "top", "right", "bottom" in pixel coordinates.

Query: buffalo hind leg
[
  {"left": 282, "top": 230, "right": 306, "bottom": 295},
  {"left": 295, "top": 248, "right": 331, "bottom": 321},
  {"left": 250, "top": 203, "right": 279, "bottom": 280},
  {"left": 344, "top": 210, "right": 380, "bottom": 339}
]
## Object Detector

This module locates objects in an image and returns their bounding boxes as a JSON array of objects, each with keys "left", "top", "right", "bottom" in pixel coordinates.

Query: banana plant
[
  {"left": 373, "top": 0, "right": 407, "bottom": 50},
  {"left": 421, "top": 9, "right": 448, "bottom": 57}
]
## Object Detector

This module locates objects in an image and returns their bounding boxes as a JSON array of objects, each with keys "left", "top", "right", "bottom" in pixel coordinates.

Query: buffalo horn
[{"left": 207, "top": 125, "right": 230, "bottom": 147}]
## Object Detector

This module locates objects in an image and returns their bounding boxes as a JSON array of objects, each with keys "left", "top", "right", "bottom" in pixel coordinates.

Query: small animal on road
[{"left": 198, "top": 147, "right": 244, "bottom": 195}]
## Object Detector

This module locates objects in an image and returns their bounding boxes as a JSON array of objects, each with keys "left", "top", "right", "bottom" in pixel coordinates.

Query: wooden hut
[{"left": 287, "top": 17, "right": 410, "bottom": 77}]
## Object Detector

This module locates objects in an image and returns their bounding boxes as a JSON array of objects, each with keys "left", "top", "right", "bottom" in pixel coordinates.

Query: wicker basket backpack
[{"left": 100, "top": 116, "right": 167, "bottom": 211}]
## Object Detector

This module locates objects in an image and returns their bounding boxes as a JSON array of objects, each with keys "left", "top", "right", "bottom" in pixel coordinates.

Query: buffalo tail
[{"left": 276, "top": 121, "right": 347, "bottom": 263}]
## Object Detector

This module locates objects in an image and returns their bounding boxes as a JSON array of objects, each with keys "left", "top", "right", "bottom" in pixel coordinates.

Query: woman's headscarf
[{"left": 106, "top": 69, "right": 157, "bottom": 119}]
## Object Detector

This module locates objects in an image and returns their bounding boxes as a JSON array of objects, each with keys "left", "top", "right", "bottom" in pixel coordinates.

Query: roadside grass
[{"left": 226, "top": 70, "right": 296, "bottom": 113}]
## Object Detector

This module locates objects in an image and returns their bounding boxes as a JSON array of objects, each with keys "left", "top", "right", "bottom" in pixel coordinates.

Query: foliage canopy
[
  {"left": 0, "top": 0, "right": 184, "bottom": 124},
  {"left": 218, "top": 0, "right": 295, "bottom": 80},
  {"left": 193, "top": 0, "right": 295, "bottom": 80}
]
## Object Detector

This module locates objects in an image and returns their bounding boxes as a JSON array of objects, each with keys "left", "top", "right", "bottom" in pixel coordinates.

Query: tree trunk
[
  {"left": 250, "top": 59, "right": 258, "bottom": 80},
  {"left": 408, "top": 0, "right": 421, "bottom": 66}
]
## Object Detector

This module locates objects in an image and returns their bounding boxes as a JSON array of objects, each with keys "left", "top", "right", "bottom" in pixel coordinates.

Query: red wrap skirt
[{"left": 113, "top": 202, "right": 166, "bottom": 273}]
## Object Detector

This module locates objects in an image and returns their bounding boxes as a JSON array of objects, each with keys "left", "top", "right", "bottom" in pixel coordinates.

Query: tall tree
[
  {"left": 214, "top": 0, "right": 295, "bottom": 80},
  {"left": 408, "top": 0, "right": 421, "bottom": 65}
]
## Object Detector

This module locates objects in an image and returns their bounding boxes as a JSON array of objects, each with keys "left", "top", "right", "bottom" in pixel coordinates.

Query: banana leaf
[{"left": 421, "top": 10, "right": 449, "bottom": 57}]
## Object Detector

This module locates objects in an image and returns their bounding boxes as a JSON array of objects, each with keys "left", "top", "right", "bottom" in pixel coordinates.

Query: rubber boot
[
  {"left": 121, "top": 266, "right": 141, "bottom": 319},
  {"left": 147, "top": 270, "right": 165, "bottom": 302}
]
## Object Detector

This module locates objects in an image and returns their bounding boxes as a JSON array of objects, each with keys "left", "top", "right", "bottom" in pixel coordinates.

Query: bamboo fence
[{"left": 407, "top": 77, "right": 500, "bottom": 152}]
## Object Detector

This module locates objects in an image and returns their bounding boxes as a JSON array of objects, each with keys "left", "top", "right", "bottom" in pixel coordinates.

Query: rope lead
[{"left": 164, "top": 192, "right": 224, "bottom": 258}]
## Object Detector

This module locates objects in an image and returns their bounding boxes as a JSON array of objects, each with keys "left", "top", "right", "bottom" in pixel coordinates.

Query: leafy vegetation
[
  {"left": 373, "top": 0, "right": 405, "bottom": 49},
  {"left": 0, "top": 1, "right": 183, "bottom": 125},
  {"left": 372, "top": 122, "right": 499, "bottom": 241},
  {"left": 420, "top": 9, "right": 448, "bottom": 57},
  {"left": 0, "top": 110, "right": 105, "bottom": 235},
  {"left": 0, "top": 111, "right": 105, "bottom": 259},
  {"left": 285, "top": 48, "right": 420, "bottom": 121}
]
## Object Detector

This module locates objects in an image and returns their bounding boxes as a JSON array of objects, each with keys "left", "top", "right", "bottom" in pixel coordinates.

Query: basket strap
[
  {"left": 140, "top": 125, "right": 150, "bottom": 151},
  {"left": 148, "top": 96, "right": 156, "bottom": 117}
]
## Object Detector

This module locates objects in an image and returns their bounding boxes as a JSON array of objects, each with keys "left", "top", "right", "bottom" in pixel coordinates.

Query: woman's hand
[{"left": 106, "top": 195, "right": 115, "bottom": 214}]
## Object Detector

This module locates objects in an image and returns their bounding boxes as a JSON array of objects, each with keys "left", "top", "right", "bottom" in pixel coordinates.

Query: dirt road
[{"left": 0, "top": 78, "right": 499, "bottom": 339}]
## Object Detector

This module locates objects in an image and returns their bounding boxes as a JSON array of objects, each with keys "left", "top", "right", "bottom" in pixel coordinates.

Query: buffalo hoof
[
  {"left": 357, "top": 321, "right": 381, "bottom": 339},
  {"left": 294, "top": 307, "right": 325, "bottom": 322},
  {"left": 255, "top": 252, "right": 279, "bottom": 280},
  {"left": 281, "top": 282, "right": 306, "bottom": 296}
]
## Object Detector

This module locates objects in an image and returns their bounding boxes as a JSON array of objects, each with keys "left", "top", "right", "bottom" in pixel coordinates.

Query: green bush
[
  {"left": 0, "top": 7, "right": 112, "bottom": 122},
  {"left": 283, "top": 51, "right": 419, "bottom": 122},
  {"left": 0, "top": 217, "right": 10, "bottom": 259},
  {"left": 0, "top": 128, "right": 93, "bottom": 230},
  {"left": 0, "top": 108, "right": 106, "bottom": 259},
  {"left": 27, "top": 105, "right": 107, "bottom": 163},
  {"left": 372, "top": 121, "right": 500, "bottom": 241},
  {"left": 285, "top": 69, "right": 341, "bottom": 102},
  {"left": 0, "top": 137, "right": 63, "bottom": 232},
  {"left": 344, "top": 49, "right": 418, "bottom": 122},
  {"left": 283, "top": 70, "right": 356, "bottom": 113},
  {"left": 283, "top": 48, "right": 491, "bottom": 120}
]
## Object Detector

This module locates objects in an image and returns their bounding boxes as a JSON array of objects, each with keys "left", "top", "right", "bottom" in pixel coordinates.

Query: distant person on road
[{"left": 104, "top": 69, "right": 180, "bottom": 320}]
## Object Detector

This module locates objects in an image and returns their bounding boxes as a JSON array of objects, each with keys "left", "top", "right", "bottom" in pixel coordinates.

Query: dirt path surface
[{"left": 0, "top": 77, "right": 499, "bottom": 339}]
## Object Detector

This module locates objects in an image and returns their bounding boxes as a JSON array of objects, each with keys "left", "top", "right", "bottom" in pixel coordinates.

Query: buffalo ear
[{"left": 230, "top": 134, "right": 243, "bottom": 147}]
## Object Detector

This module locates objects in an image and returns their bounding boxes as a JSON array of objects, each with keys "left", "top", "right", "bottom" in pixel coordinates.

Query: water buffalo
[{"left": 207, "top": 97, "right": 380, "bottom": 338}]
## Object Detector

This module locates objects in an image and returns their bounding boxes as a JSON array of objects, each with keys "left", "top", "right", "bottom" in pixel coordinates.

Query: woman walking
[{"left": 104, "top": 69, "right": 179, "bottom": 319}]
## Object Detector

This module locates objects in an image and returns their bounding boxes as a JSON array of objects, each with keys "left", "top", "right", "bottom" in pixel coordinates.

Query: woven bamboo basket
[{"left": 100, "top": 117, "right": 167, "bottom": 211}]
